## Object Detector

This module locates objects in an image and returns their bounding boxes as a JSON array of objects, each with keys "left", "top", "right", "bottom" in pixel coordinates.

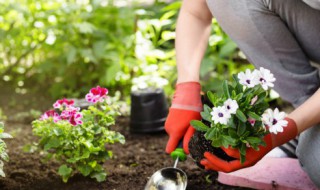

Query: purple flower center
[
  {"left": 246, "top": 79, "right": 251, "bottom": 84},
  {"left": 218, "top": 113, "right": 224, "bottom": 117},
  {"left": 227, "top": 105, "right": 230, "bottom": 110},
  {"left": 260, "top": 78, "right": 266, "bottom": 83},
  {"left": 272, "top": 119, "right": 278, "bottom": 125}
]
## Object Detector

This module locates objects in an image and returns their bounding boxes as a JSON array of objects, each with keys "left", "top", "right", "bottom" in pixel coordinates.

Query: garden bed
[
  {"left": 0, "top": 83, "right": 255, "bottom": 190},
  {"left": 0, "top": 116, "right": 252, "bottom": 190}
]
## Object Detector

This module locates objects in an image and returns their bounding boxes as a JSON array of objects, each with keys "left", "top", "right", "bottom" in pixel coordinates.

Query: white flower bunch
[
  {"left": 211, "top": 99, "right": 238, "bottom": 125},
  {"left": 238, "top": 67, "right": 276, "bottom": 90},
  {"left": 191, "top": 67, "right": 288, "bottom": 163}
]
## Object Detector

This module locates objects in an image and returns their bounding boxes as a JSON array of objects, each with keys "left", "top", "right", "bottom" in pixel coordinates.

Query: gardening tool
[{"left": 144, "top": 143, "right": 188, "bottom": 190}]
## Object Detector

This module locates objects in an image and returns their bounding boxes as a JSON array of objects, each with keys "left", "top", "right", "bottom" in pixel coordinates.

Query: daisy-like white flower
[
  {"left": 262, "top": 108, "right": 288, "bottom": 134},
  {"left": 237, "top": 69, "right": 259, "bottom": 88},
  {"left": 211, "top": 106, "right": 231, "bottom": 125},
  {"left": 223, "top": 99, "right": 239, "bottom": 114},
  {"left": 256, "top": 67, "right": 276, "bottom": 90}
]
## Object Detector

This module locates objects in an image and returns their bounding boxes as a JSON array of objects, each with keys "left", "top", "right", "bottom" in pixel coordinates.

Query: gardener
[{"left": 164, "top": 0, "right": 320, "bottom": 188}]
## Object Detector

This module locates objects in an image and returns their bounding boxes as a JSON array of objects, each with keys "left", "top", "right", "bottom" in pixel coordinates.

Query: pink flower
[
  {"left": 85, "top": 86, "right": 108, "bottom": 103},
  {"left": 60, "top": 106, "right": 80, "bottom": 120},
  {"left": 53, "top": 98, "right": 75, "bottom": 109},
  {"left": 248, "top": 118, "right": 256, "bottom": 126},
  {"left": 40, "top": 110, "right": 61, "bottom": 123},
  {"left": 69, "top": 113, "right": 83, "bottom": 126}
]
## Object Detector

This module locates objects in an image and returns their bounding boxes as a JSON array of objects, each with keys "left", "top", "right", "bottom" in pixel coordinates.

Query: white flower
[
  {"left": 223, "top": 99, "right": 239, "bottom": 114},
  {"left": 257, "top": 67, "right": 276, "bottom": 90},
  {"left": 262, "top": 108, "right": 288, "bottom": 134},
  {"left": 237, "top": 69, "right": 259, "bottom": 88},
  {"left": 211, "top": 106, "right": 231, "bottom": 125}
]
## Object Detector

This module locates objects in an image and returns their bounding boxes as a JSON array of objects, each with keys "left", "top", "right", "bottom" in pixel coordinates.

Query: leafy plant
[
  {"left": 0, "top": 0, "right": 262, "bottom": 107},
  {"left": 0, "top": 122, "right": 12, "bottom": 177},
  {"left": 191, "top": 68, "right": 288, "bottom": 163},
  {"left": 32, "top": 86, "right": 125, "bottom": 182}
]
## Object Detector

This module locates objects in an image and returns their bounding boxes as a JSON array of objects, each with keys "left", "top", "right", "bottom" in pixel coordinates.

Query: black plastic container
[{"left": 130, "top": 88, "right": 168, "bottom": 133}]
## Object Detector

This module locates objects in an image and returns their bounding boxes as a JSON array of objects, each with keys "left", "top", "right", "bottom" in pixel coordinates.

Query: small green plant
[
  {"left": 191, "top": 68, "right": 288, "bottom": 163},
  {"left": 32, "top": 86, "right": 125, "bottom": 182},
  {"left": 0, "top": 121, "right": 12, "bottom": 177}
]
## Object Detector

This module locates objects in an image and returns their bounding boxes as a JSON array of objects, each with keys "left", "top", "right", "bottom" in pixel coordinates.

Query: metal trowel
[{"left": 145, "top": 144, "right": 188, "bottom": 190}]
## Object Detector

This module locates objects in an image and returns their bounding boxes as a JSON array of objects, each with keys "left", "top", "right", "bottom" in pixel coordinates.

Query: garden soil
[
  {"left": 0, "top": 86, "right": 253, "bottom": 190},
  {"left": 0, "top": 118, "right": 253, "bottom": 190}
]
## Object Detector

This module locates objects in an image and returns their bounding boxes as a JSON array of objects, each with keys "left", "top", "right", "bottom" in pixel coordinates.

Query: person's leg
[
  {"left": 206, "top": 0, "right": 320, "bottom": 107},
  {"left": 205, "top": 0, "right": 320, "bottom": 187}
]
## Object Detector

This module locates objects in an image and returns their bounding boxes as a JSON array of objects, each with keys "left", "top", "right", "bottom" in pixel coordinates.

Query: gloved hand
[
  {"left": 165, "top": 82, "right": 202, "bottom": 154},
  {"left": 200, "top": 117, "right": 298, "bottom": 172}
]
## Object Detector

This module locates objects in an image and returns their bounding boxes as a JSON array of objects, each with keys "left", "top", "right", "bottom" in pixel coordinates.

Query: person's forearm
[
  {"left": 175, "top": 0, "right": 212, "bottom": 84},
  {"left": 288, "top": 88, "right": 320, "bottom": 133}
]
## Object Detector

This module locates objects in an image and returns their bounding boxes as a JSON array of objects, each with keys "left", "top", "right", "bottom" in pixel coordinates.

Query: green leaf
[
  {"left": 223, "top": 80, "right": 230, "bottom": 98},
  {"left": 190, "top": 120, "right": 209, "bottom": 132},
  {"left": 247, "top": 112, "right": 261, "bottom": 121},
  {"left": 203, "top": 104, "right": 211, "bottom": 113},
  {"left": 237, "top": 122, "right": 246, "bottom": 136},
  {"left": 44, "top": 137, "right": 60, "bottom": 151},
  {"left": 246, "top": 137, "right": 262, "bottom": 144},
  {"left": 236, "top": 109, "right": 247, "bottom": 122},
  {"left": 221, "top": 135, "right": 236, "bottom": 147},
  {"left": 207, "top": 91, "right": 218, "bottom": 106},
  {"left": 227, "top": 117, "right": 236, "bottom": 129},
  {"left": 228, "top": 129, "right": 238, "bottom": 138},
  {"left": 239, "top": 143, "right": 247, "bottom": 156},
  {"left": 78, "top": 165, "right": 92, "bottom": 176},
  {"left": 0, "top": 152, "right": 9, "bottom": 162},
  {"left": 205, "top": 127, "right": 216, "bottom": 140},
  {"left": 240, "top": 154, "right": 246, "bottom": 164},
  {"left": 91, "top": 172, "right": 107, "bottom": 182},
  {"left": 58, "top": 165, "right": 73, "bottom": 183},
  {"left": 211, "top": 137, "right": 223, "bottom": 147},
  {"left": 201, "top": 104, "right": 212, "bottom": 122},
  {"left": 255, "top": 92, "right": 267, "bottom": 105}
]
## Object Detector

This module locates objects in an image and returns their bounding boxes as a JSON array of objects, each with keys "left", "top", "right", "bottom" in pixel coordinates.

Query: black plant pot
[{"left": 130, "top": 88, "right": 168, "bottom": 133}]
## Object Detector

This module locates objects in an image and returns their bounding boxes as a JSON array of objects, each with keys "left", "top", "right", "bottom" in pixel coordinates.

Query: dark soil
[
  {"left": 0, "top": 116, "right": 255, "bottom": 190},
  {"left": 0, "top": 84, "right": 253, "bottom": 190},
  {"left": 189, "top": 131, "right": 236, "bottom": 168}
]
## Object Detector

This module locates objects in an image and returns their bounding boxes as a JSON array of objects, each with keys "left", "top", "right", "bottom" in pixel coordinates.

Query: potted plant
[
  {"left": 32, "top": 86, "right": 125, "bottom": 182},
  {"left": 189, "top": 68, "right": 289, "bottom": 165},
  {"left": 0, "top": 121, "right": 12, "bottom": 177},
  {"left": 130, "top": 74, "right": 169, "bottom": 133}
]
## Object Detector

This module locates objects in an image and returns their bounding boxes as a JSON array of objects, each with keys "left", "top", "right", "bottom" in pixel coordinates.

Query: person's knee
[{"left": 296, "top": 126, "right": 320, "bottom": 187}]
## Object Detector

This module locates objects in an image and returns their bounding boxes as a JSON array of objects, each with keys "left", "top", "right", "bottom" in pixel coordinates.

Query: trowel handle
[{"left": 170, "top": 140, "right": 187, "bottom": 161}]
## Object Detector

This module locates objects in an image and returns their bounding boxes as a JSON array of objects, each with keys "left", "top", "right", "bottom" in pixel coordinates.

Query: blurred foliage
[
  {"left": 0, "top": 109, "right": 6, "bottom": 121},
  {"left": 0, "top": 0, "right": 251, "bottom": 102}
]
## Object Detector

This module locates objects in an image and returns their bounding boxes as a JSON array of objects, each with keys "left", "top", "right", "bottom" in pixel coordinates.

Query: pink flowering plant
[
  {"left": 191, "top": 67, "right": 288, "bottom": 163},
  {"left": 32, "top": 86, "right": 125, "bottom": 182}
]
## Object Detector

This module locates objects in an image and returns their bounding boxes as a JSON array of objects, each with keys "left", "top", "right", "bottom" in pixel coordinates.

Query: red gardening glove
[
  {"left": 200, "top": 117, "right": 298, "bottom": 172},
  {"left": 165, "top": 82, "right": 202, "bottom": 154}
]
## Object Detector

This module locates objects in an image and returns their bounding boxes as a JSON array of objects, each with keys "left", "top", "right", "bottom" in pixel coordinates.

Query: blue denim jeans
[{"left": 205, "top": 0, "right": 320, "bottom": 187}]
